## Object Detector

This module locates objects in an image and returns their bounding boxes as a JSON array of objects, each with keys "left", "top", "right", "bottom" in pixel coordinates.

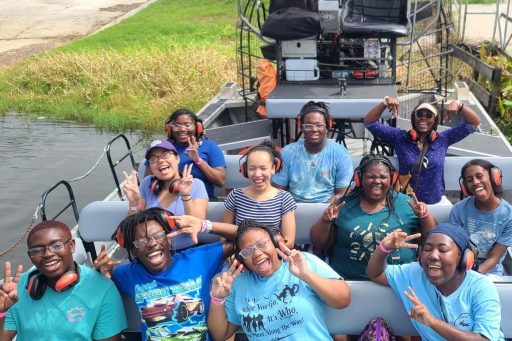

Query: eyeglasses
[
  {"left": 238, "top": 237, "right": 271, "bottom": 259},
  {"left": 133, "top": 231, "right": 167, "bottom": 248},
  {"left": 414, "top": 110, "right": 435, "bottom": 119},
  {"left": 302, "top": 123, "right": 326, "bottom": 131},
  {"left": 171, "top": 123, "right": 195, "bottom": 130},
  {"left": 148, "top": 151, "right": 175, "bottom": 164},
  {"left": 28, "top": 239, "right": 72, "bottom": 258}
]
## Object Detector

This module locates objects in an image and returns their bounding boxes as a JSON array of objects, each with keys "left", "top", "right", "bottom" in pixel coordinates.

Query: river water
[{"left": 0, "top": 113, "right": 148, "bottom": 269}]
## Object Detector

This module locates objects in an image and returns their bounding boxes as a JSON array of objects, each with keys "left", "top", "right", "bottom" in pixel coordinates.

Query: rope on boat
[
  {"left": 0, "top": 204, "right": 42, "bottom": 259},
  {"left": 67, "top": 145, "right": 108, "bottom": 182}
]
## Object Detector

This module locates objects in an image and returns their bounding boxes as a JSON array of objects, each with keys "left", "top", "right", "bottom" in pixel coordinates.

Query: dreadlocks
[{"left": 298, "top": 101, "right": 332, "bottom": 124}]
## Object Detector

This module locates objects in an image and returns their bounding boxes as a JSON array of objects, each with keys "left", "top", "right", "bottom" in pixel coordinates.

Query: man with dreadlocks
[
  {"left": 310, "top": 154, "right": 436, "bottom": 280},
  {"left": 272, "top": 101, "right": 353, "bottom": 203},
  {"left": 95, "top": 207, "right": 238, "bottom": 341}
]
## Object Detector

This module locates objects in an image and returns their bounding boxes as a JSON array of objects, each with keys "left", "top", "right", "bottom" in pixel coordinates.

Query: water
[{"left": 0, "top": 113, "right": 148, "bottom": 269}]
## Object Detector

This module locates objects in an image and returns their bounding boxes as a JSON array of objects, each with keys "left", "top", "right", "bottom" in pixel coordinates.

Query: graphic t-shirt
[
  {"left": 449, "top": 197, "right": 512, "bottom": 276},
  {"left": 113, "top": 242, "right": 224, "bottom": 341},
  {"left": 330, "top": 192, "right": 419, "bottom": 279},
  {"left": 225, "top": 253, "right": 341, "bottom": 341}
]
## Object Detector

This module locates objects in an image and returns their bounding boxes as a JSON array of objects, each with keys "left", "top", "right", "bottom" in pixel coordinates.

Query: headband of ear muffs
[
  {"left": 27, "top": 263, "right": 80, "bottom": 300},
  {"left": 297, "top": 102, "right": 334, "bottom": 130},
  {"left": 459, "top": 166, "right": 503, "bottom": 196},
  {"left": 353, "top": 155, "right": 399, "bottom": 189},
  {"left": 165, "top": 111, "right": 205, "bottom": 140},
  {"left": 239, "top": 145, "right": 282, "bottom": 178},
  {"left": 234, "top": 225, "right": 279, "bottom": 268}
]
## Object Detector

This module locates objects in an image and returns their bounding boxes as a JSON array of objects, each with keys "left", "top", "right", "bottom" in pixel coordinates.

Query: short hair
[
  {"left": 27, "top": 220, "right": 71, "bottom": 246},
  {"left": 461, "top": 159, "right": 504, "bottom": 197}
]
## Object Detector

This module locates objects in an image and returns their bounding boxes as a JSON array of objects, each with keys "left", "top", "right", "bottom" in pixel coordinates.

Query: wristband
[
  {"left": 382, "top": 96, "right": 389, "bottom": 106},
  {"left": 0, "top": 311, "right": 7, "bottom": 318},
  {"left": 182, "top": 197, "right": 192, "bottom": 202},
  {"left": 201, "top": 220, "right": 213, "bottom": 233},
  {"left": 419, "top": 210, "right": 430, "bottom": 219},
  {"left": 129, "top": 204, "right": 141, "bottom": 212},
  {"left": 194, "top": 158, "right": 203, "bottom": 166},
  {"left": 379, "top": 242, "right": 392, "bottom": 254},
  {"left": 210, "top": 295, "right": 225, "bottom": 305},
  {"left": 457, "top": 101, "right": 464, "bottom": 112}
]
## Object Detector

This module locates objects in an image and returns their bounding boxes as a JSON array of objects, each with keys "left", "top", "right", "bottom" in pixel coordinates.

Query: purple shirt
[{"left": 365, "top": 122, "right": 476, "bottom": 204}]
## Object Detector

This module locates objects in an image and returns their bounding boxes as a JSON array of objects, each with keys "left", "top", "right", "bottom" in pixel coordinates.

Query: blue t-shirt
[
  {"left": 225, "top": 252, "right": 341, "bottom": 341},
  {"left": 330, "top": 192, "right": 420, "bottom": 279},
  {"left": 140, "top": 175, "right": 208, "bottom": 250},
  {"left": 385, "top": 263, "right": 504, "bottom": 341},
  {"left": 113, "top": 242, "right": 224, "bottom": 341},
  {"left": 174, "top": 139, "right": 226, "bottom": 199},
  {"left": 365, "top": 122, "right": 476, "bottom": 204},
  {"left": 449, "top": 197, "right": 512, "bottom": 276},
  {"left": 5, "top": 265, "right": 127, "bottom": 341},
  {"left": 272, "top": 139, "right": 353, "bottom": 203}
]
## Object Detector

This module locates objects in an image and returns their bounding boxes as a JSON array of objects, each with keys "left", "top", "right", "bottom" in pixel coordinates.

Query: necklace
[{"left": 307, "top": 151, "right": 320, "bottom": 168}]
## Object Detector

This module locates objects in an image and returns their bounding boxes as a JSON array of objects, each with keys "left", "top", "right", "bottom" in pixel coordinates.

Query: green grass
[
  {"left": 466, "top": 0, "right": 496, "bottom": 4},
  {"left": 0, "top": 0, "right": 238, "bottom": 132}
]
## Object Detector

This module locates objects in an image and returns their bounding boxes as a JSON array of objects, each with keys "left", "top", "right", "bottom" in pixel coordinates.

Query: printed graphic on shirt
[
  {"left": 467, "top": 218, "right": 498, "bottom": 258},
  {"left": 135, "top": 277, "right": 207, "bottom": 341},
  {"left": 349, "top": 222, "right": 401, "bottom": 263},
  {"left": 454, "top": 313, "right": 473, "bottom": 330},
  {"left": 241, "top": 284, "right": 305, "bottom": 340}
]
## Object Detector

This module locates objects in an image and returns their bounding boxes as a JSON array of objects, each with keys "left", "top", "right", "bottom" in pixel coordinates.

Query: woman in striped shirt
[{"left": 223, "top": 143, "right": 297, "bottom": 248}]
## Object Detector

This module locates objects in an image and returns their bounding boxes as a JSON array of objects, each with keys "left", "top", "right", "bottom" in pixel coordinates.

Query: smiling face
[
  {"left": 130, "top": 220, "right": 172, "bottom": 274},
  {"left": 361, "top": 163, "right": 391, "bottom": 202},
  {"left": 420, "top": 233, "right": 464, "bottom": 294},
  {"left": 171, "top": 114, "right": 196, "bottom": 144},
  {"left": 28, "top": 228, "right": 75, "bottom": 279},
  {"left": 246, "top": 150, "right": 275, "bottom": 190},
  {"left": 237, "top": 228, "right": 280, "bottom": 277},
  {"left": 413, "top": 110, "right": 437, "bottom": 134},
  {"left": 148, "top": 147, "right": 180, "bottom": 181},
  {"left": 463, "top": 165, "right": 496, "bottom": 203},
  {"left": 302, "top": 112, "right": 327, "bottom": 147}
]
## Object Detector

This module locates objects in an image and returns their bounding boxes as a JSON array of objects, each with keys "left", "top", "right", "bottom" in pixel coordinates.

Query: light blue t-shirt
[
  {"left": 5, "top": 265, "right": 127, "bottom": 341},
  {"left": 272, "top": 139, "right": 353, "bottom": 203},
  {"left": 225, "top": 252, "right": 341, "bottom": 341},
  {"left": 140, "top": 175, "right": 208, "bottom": 250},
  {"left": 449, "top": 197, "right": 512, "bottom": 276},
  {"left": 385, "top": 262, "right": 504, "bottom": 341}
]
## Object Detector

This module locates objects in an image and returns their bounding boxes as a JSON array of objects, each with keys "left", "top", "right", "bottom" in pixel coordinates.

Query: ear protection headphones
[
  {"left": 113, "top": 208, "right": 177, "bottom": 249},
  {"left": 234, "top": 225, "right": 279, "bottom": 268},
  {"left": 459, "top": 166, "right": 503, "bottom": 196},
  {"left": 150, "top": 177, "right": 180, "bottom": 195},
  {"left": 297, "top": 101, "right": 334, "bottom": 130},
  {"left": 408, "top": 129, "right": 438, "bottom": 144},
  {"left": 239, "top": 145, "right": 282, "bottom": 178},
  {"left": 418, "top": 242, "right": 476, "bottom": 272},
  {"left": 27, "top": 264, "right": 80, "bottom": 300},
  {"left": 353, "top": 155, "right": 399, "bottom": 189},
  {"left": 165, "top": 109, "right": 204, "bottom": 140}
]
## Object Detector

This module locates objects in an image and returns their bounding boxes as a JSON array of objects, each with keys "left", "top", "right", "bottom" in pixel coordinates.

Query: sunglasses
[{"left": 414, "top": 110, "right": 435, "bottom": 119}]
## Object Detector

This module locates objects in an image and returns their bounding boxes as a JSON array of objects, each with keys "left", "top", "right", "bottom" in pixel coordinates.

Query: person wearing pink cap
[
  {"left": 363, "top": 98, "right": 480, "bottom": 204},
  {"left": 123, "top": 139, "right": 208, "bottom": 251}
]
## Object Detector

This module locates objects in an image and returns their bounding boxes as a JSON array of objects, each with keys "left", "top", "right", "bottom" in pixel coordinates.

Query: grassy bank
[{"left": 0, "top": 0, "right": 238, "bottom": 132}]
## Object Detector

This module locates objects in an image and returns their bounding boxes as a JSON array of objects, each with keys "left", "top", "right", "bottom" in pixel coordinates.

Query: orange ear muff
[
  {"left": 327, "top": 118, "right": 333, "bottom": 130},
  {"left": 196, "top": 121, "right": 204, "bottom": 137},
  {"left": 353, "top": 170, "right": 362, "bottom": 188},
  {"left": 26, "top": 271, "right": 45, "bottom": 300},
  {"left": 463, "top": 249, "right": 475, "bottom": 272},
  {"left": 160, "top": 210, "right": 177, "bottom": 233},
  {"left": 114, "top": 227, "right": 126, "bottom": 248},
  {"left": 165, "top": 122, "right": 172, "bottom": 138},
  {"left": 391, "top": 170, "right": 399, "bottom": 186},
  {"left": 459, "top": 176, "right": 469, "bottom": 197},
  {"left": 408, "top": 129, "right": 418, "bottom": 142},
  {"left": 54, "top": 271, "right": 79, "bottom": 292},
  {"left": 490, "top": 167, "right": 503, "bottom": 187},
  {"left": 429, "top": 130, "right": 437, "bottom": 143},
  {"left": 297, "top": 116, "right": 301, "bottom": 128},
  {"left": 274, "top": 157, "right": 282, "bottom": 172}
]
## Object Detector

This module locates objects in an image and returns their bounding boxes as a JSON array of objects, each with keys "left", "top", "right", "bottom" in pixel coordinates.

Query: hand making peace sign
[
  {"left": 0, "top": 262, "right": 23, "bottom": 313},
  {"left": 380, "top": 229, "right": 421, "bottom": 252},
  {"left": 322, "top": 200, "right": 346, "bottom": 222},
  {"left": 276, "top": 242, "right": 311, "bottom": 280},
  {"left": 184, "top": 136, "right": 200, "bottom": 163},
  {"left": 122, "top": 170, "right": 141, "bottom": 205},
  {"left": 210, "top": 260, "right": 244, "bottom": 300},
  {"left": 407, "top": 193, "right": 428, "bottom": 218},
  {"left": 404, "top": 287, "right": 436, "bottom": 327},
  {"left": 178, "top": 163, "right": 194, "bottom": 196}
]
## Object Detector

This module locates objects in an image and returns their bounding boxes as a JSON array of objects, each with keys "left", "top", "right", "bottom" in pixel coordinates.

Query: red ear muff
[
  {"left": 114, "top": 227, "right": 126, "bottom": 248},
  {"left": 490, "top": 167, "right": 503, "bottom": 187},
  {"left": 429, "top": 130, "right": 437, "bottom": 143},
  {"left": 459, "top": 176, "right": 469, "bottom": 196},
  {"left": 327, "top": 117, "right": 333, "bottom": 130},
  {"left": 159, "top": 210, "right": 177, "bottom": 233},
  {"left": 27, "top": 271, "right": 45, "bottom": 300},
  {"left": 353, "top": 170, "right": 362, "bottom": 188},
  {"left": 150, "top": 177, "right": 161, "bottom": 195},
  {"left": 54, "top": 271, "right": 79, "bottom": 292},
  {"left": 408, "top": 129, "right": 418, "bottom": 142},
  {"left": 274, "top": 157, "right": 282, "bottom": 172},
  {"left": 165, "top": 121, "right": 172, "bottom": 138},
  {"left": 168, "top": 179, "right": 180, "bottom": 194},
  {"left": 391, "top": 170, "right": 399, "bottom": 186},
  {"left": 196, "top": 121, "right": 204, "bottom": 137}
]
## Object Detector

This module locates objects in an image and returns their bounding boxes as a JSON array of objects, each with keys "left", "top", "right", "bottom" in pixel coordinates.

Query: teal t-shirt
[
  {"left": 5, "top": 265, "right": 127, "bottom": 340},
  {"left": 330, "top": 192, "right": 420, "bottom": 279},
  {"left": 225, "top": 253, "right": 341, "bottom": 341}
]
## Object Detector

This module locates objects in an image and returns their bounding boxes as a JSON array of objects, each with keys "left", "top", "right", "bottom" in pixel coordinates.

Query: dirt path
[{"left": 0, "top": 0, "right": 154, "bottom": 66}]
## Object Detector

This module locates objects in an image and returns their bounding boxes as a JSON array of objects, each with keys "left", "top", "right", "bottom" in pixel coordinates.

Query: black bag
[{"left": 261, "top": 7, "right": 321, "bottom": 40}]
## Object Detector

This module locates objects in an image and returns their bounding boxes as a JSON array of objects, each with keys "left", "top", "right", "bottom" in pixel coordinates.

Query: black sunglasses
[{"left": 414, "top": 110, "right": 435, "bottom": 119}]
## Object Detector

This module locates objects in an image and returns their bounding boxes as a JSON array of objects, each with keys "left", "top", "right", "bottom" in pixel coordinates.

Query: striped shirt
[{"left": 224, "top": 188, "right": 297, "bottom": 234}]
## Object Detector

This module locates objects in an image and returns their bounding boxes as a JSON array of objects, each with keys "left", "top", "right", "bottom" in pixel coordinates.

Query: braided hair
[
  {"left": 234, "top": 219, "right": 275, "bottom": 255},
  {"left": 298, "top": 101, "right": 331, "bottom": 125},
  {"left": 115, "top": 207, "right": 173, "bottom": 262}
]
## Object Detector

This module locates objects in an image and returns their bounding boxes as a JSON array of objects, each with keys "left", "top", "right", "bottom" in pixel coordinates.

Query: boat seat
[{"left": 341, "top": 0, "right": 410, "bottom": 37}]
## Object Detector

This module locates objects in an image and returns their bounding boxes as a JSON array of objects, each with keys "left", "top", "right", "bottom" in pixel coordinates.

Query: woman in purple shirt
[{"left": 363, "top": 97, "right": 480, "bottom": 204}]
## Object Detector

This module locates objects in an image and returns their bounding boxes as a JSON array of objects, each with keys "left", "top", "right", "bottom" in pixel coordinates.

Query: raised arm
[
  {"left": 407, "top": 193, "right": 436, "bottom": 235},
  {"left": 277, "top": 243, "right": 350, "bottom": 308},
  {"left": 180, "top": 164, "right": 208, "bottom": 219},
  {"left": 0, "top": 262, "right": 22, "bottom": 341},
  {"left": 186, "top": 136, "right": 226, "bottom": 187},
  {"left": 363, "top": 96, "right": 400, "bottom": 124},
  {"left": 443, "top": 100, "right": 480, "bottom": 128},
  {"left": 123, "top": 170, "right": 147, "bottom": 215},
  {"left": 310, "top": 201, "right": 344, "bottom": 250}
]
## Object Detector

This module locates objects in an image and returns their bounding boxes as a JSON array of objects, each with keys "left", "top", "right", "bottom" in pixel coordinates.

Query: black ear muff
[
  {"left": 27, "top": 270, "right": 46, "bottom": 300},
  {"left": 459, "top": 176, "right": 469, "bottom": 196}
]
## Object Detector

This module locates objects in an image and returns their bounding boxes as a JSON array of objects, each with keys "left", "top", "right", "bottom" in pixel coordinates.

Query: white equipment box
[
  {"left": 285, "top": 59, "right": 320, "bottom": 81},
  {"left": 281, "top": 39, "right": 317, "bottom": 58}
]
